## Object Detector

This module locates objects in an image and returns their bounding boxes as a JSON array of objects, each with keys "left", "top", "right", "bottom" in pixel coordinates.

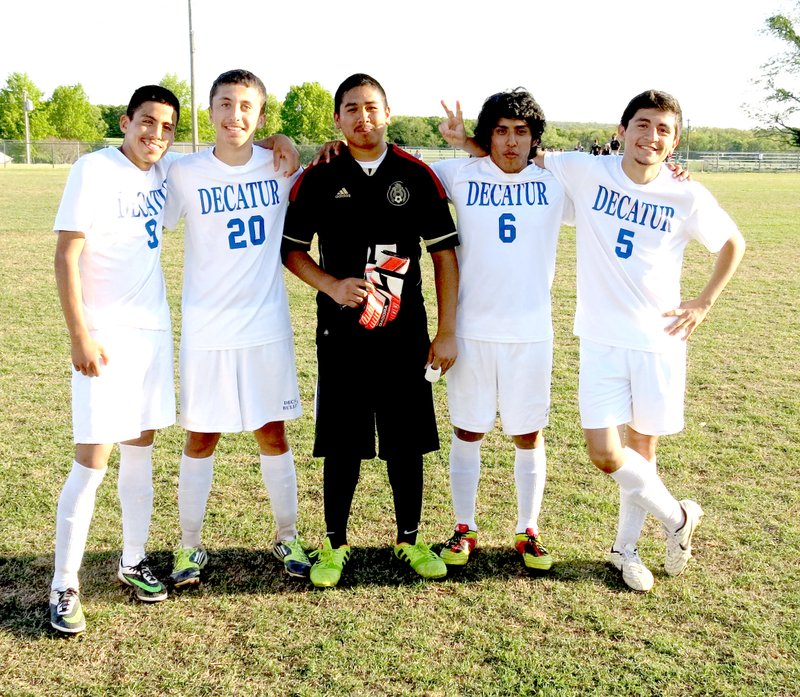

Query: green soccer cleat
[
  {"left": 272, "top": 537, "right": 312, "bottom": 579},
  {"left": 395, "top": 535, "right": 447, "bottom": 579},
  {"left": 309, "top": 537, "right": 351, "bottom": 588},
  {"left": 439, "top": 524, "right": 478, "bottom": 566},
  {"left": 514, "top": 528, "right": 553, "bottom": 571},
  {"left": 170, "top": 545, "right": 208, "bottom": 588},
  {"left": 118, "top": 556, "right": 168, "bottom": 602},
  {"left": 49, "top": 588, "right": 86, "bottom": 635}
]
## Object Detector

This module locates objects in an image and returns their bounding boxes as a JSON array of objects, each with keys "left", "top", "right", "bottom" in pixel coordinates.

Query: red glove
[{"left": 359, "top": 250, "right": 410, "bottom": 329}]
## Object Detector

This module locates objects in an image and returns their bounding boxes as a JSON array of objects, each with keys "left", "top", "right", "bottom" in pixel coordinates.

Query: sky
[{"left": 1, "top": 0, "right": 794, "bottom": 130}]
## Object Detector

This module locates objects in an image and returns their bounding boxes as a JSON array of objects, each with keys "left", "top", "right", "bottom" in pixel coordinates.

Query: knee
[
  {"left": 587, "top": 447, "right": 624, "bottom": 474},
  {"left": 184, "top": 432, "right": 220, "bottom": 459},
  {"left": 512, "top": 431, "right": 541, "bottom": 449},
  {"left": 256, "top": 422, "right": 288, "bottom": 455},
  {"left": 454, "top": 428, "right": 484, "bottom": 443}
]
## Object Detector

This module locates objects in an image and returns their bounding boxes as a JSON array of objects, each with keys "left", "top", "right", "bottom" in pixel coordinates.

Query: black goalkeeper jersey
[{"left": 282, "top": 144, "right": 457, "bottom": 338}]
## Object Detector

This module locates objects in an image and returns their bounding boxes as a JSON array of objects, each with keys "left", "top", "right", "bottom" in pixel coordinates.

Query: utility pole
[
  {"left": 188, "top": 0, "right": 198, "bottom": 152},
  {"left": 23, "top": 90, "right": 33, "bottom": 165},
  {"left": 684, "top": 119, "right": 690, "bottom": 171}
]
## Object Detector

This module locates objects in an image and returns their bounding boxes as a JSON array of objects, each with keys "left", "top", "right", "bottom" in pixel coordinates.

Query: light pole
[
  {"left": 684, "top": 118, "right": 690, "bottom": 170},
  {"left": 188, "top": 0, "right": 198, "bottom": 152},
  {"left": 23, "top": 90, "right": 33, "bottom": 165}
]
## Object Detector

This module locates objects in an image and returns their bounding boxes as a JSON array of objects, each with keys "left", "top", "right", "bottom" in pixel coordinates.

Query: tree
[
  {"left": 99, "top": 105, "right": 126, "bottom": 139},
  {"left": 159, "top": 73, "right": 193, "bottom": 142},
  {"left": 0, "top": 72, "right": 53, "bottom": 139},
  {"left": 280, "top": 82, "right": 335, "bottom": 144},
  {"left": 388, "top": 116, "right": 430, "bottom": 146},
  {"left": 754, "top": 2, "right": 800, "bottom": 147},
  {"left": 44, "top": 84, "right": 105, "bottom": 141},
  {"left": 255, "top": 93, "right": 283, "bottom": 140}
]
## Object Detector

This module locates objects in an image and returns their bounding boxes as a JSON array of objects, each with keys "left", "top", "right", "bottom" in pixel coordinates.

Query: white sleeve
[
  {"left": 53, "top": 156, "right": 95, "bottom": 235},
  {"left": 163, "top": 163, "right": 184, "bottom": 230}
]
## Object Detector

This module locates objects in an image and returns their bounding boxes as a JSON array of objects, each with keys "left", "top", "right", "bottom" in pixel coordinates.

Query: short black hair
[
  {"left": 209, "top": 69, "right": 267, "bottom": 113},
  {"left": 473, "top": 88, "right": 546, "bottom": 156},
  {"left": 127, "top": 85, "right": 180, "bottom": 123},
  {"left": 334, "top": 73, "right": 387, "bottom": 114},
  {"left": 620, "top": 90, "right": 683, "bottom": 136}
]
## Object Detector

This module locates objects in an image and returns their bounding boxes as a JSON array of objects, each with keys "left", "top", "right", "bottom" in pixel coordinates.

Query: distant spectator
[
  {"left": 590, "top": 139, "right": 601, "bottom": 156},
  {"left": 609, "top": 133, "right": 621, "bottom": 155},
  {"left": 601, "top": 143, "right": 611, "bottom": 155}
]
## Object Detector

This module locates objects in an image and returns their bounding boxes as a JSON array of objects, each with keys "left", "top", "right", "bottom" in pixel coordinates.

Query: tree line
[{"left": 2, "top": 53, "right": 799, "bottom": 154}]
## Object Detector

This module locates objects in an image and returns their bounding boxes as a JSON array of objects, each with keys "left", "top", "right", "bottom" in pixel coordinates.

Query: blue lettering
[
  {"left": 467, "top": 182, "right": 479, "bottom": 206},
  {"left": 199, "top": 188, "right": 212, "bottom": 215},
  {"left": 593, "top": 185, "right": 609, "bottom": 211},
  {"left": 592, "top": 185, "right": 676, "bottom": 235}
]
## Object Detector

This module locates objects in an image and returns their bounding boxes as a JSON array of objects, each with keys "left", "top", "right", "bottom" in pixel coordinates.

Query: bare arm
[
  {"left": 283, "top": 249, "right": 373, "bottom": 308},
  {"left": 428, "top": 248, "right": 459, "bottom": 373},
  {"left": 254, "top": 134, "right": 300, "bottom": 175},
  {"left": 439, "top": 100, "right": 486, "bottom": 158},
  {"left": 663, "top": 230, "right": 746, "bottom": 339},
  {"left": 54, "top": 232, "right": 108, "bottom": 376}
]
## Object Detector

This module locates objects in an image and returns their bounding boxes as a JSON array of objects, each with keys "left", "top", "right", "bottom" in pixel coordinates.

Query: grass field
[{"left": 0, "top": 166, "right": 798, "bottom": 696}]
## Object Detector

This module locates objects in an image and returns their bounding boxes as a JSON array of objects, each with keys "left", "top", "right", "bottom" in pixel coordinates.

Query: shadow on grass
[{"left": 0, "top": 547, "right": 637, "bottom": 638}]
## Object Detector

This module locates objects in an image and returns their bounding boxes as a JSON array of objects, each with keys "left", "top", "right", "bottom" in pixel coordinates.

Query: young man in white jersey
[
  {"left": 164, "top": 69, "right": 310, "bottom": 586},
  {"left": 541, "top": 90, "right": 744, "bottom": 591},
  {"left": 50, "top": 85, "right": 181, "bottom": 634},
  {"left": 443, "top": 89, "right": 745, "bottom": 591},
  {"left": 431, "top": 90, "right": 570, "bottom": 572}
]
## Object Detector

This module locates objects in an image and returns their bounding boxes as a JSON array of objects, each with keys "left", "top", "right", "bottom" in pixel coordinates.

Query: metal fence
[{"left": 3, "top": 139, "right": 800, "bottom": 172}]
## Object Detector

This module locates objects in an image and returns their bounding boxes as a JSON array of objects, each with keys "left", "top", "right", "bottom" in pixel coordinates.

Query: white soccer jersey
[
  {"left": 544, "top": 151, "right": 739, "bottom": 352},
  {"left": 164, "top": 147, "right": 299, "bottom": 350},
  {"left": 53, "top": 147, "right": 176, "bottom": 331},
  {"left": 432, "top": 156, "right": 570, "bottom": 342}
]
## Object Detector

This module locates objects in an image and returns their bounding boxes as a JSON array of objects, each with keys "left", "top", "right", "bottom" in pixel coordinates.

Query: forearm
[
  {"left": 54, "top": 236, "right": 89, "bottom": 341},
  {"left": 696, "top": 231, "right": 746, "bottom": 308},
  {"left": 431, "top": 248, "right": 459, "bottom": 336},
  {"left": 283, "top": 249, "right": 335, "bottom": 295}
]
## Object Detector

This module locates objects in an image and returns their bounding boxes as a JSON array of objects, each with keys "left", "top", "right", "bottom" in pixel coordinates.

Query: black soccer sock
[
  {"left": 323, "top": 455, "right": 361, "bottom": 549},
  {"left": 387, "top": 454, "right": 423, "bottom": 545}
]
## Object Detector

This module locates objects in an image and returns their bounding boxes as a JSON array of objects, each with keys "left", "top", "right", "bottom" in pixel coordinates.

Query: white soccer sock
[
  {"left": 613, "top": 448, "right": 654, "bottom": 550},
  {"left": 118, "top": 443, "right": 154, "bottom": 567},
  {"left": 260, "top": 450, "right": 299, "bottom": 541},
  {"left": 449, "top": 435, "right": 481, "bottom": 531},
  {"left": 610, "top": 447, "right": 683, "bottom": 531},
  {"left": 178, "top": 453, "right": 214, "bottom": 548},
  {"left": 52, "top": 461, "right": 107, "bottom": 591},
  {"left": 514, "top": 443, "right": 547, "bottom": 535}
]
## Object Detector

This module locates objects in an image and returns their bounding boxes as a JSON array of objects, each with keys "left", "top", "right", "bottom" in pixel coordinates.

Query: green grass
[{"left": 1, "top": 166, "right": 799, "bottom": 696}]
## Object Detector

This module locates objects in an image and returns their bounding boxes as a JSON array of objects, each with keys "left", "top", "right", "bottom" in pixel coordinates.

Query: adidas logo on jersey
[{"left": 335, "top": 188, "right": 351, "bottom": 199}]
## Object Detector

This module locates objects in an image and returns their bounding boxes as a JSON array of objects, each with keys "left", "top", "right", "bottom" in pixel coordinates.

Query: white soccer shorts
[
  {"left": 578, "top": 338, "right": 687, "bottom": 436},
  {"left": 447, "top": 338, "right": 553, "bottom": 435},
  {"left": 179, "top": 337, "right": 302, "bottom": 433},
  {"left": 72, "top": 327, "right": 175, "bottom": 444}
]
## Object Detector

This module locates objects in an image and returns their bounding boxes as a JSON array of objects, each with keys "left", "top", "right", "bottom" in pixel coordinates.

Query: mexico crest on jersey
[{"left": 387, "top": 181, "right": 410, "bottom": 207}]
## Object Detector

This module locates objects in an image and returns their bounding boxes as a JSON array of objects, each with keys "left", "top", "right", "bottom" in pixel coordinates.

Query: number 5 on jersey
[{"left": 615, "top": 228, "right": 636, "bottom": 259}]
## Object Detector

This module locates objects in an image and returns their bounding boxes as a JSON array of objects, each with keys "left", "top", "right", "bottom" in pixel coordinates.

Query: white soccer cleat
[
  {"left": 608, "top": 545, "right": 654, "bottom": 592},
  {"left": 664, "top": 499, "right": 704, "bottom": 576}
]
